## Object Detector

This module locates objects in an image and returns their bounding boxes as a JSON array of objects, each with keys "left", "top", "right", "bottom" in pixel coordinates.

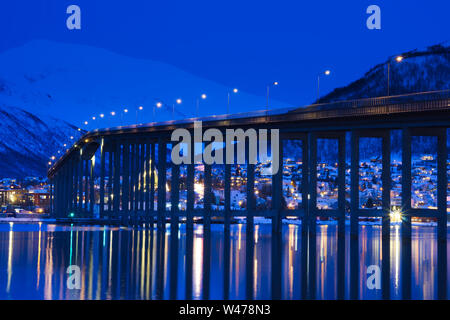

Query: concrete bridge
[{"left": 48, "top": 90, "right": 450, "bottom": 299}]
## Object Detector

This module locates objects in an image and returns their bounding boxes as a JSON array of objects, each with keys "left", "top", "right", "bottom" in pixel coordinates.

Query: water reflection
[{"left": 0, "top": 222, "right": 447, "bottom": 300}]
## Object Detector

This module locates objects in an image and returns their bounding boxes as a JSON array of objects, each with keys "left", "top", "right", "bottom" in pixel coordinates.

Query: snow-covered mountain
[
  {"left": 0, "top": 40, "right": 292, "bottom": 178},
  {"left": 318, "top": 43, "right": 450, "bottom": 103},
  {"left": 0, "top": 104, "right": 82, "bottom": 178},
  {"left": 0, "top": 40, "right": 291, "bottom": 131}
]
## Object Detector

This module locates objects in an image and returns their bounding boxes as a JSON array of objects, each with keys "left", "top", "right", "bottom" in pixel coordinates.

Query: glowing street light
[
  {"left": 317, "top": 70, "right": 331, "bottom": 101},
  {"left": 100, "top": 114, "right": 104, "bottom": 118},
  {"left": 172, "top": 99, "right": 182, "bottom": 118},
  {"left": 387, "top": 55, "right": 404, "bottom": 96},
  {"left": 84, "top": 121, "right": 88, "bottom": 125},
  {"left": 111, "top": 111, "right": 116, "bottom": 116},
  {"left": 266, "top": 81, "right": 279, "bottom": 113},
  {"left": 227, "top": 88, "right": 239, "bottom": 115},
  {"left": 196, "top": 94, "right": 207, "bottom": 117}
]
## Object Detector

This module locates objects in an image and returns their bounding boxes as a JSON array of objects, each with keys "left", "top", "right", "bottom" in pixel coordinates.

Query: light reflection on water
[{"left": 0, "top": 222, "right": 446, "bottom": 300}]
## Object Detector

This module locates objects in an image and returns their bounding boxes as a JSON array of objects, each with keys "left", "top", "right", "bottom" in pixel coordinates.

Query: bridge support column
[
  {"left": 113, "top": 142, "right": 121, "bottom": 220},
  {"left": 89, "top": 154, "right": 95, "bottom": 217},
  {"left": 337, "top": 133, "right": 346, "bottom": 300},
  {"left": 123, "top": 141, "right": 130, "bottom": 225},
  {"left": 100, "top": 139, "right": 105, "bottom": 220},
  {"left": 401, "top": 127, "right": 412, "bottom": 299},
  {"left": 381, "top": 130, "right": 392, "bottom": 300},
  {"left": 437, "top": 128, "right": 447, "bottom": 300},
  {"left": 203, "top": 161, "right": 212, "bottom": 300},
  {"left": 223, "top": 151, "right": 231, "bottom": 300},
  {"left": 108, "top": 150, "right": 113, "bottom": 220},
  {"left": 245, "top": 144, "right": 255, "bottom": 300},
  {"left": 145, "top": 142, "right": 151, "bottom": 227},
  {"left": 157, "top": 140, "right": 166, "bottom": 229},
  {"left": 170, "top": 154, "right": 180, "bottom": 299},
  {"left": 185, "top": 133, "right": 194, "bottom": 299},
  {"left": 350, "top": 131, "right": 359, "bottom": 300},
  {"left": 306, "top": 132, "right": 317, "bottom": 299},
  {"left": 271, "top": 137, "right": 283, "bottom": 300},
  {"left": 150, "top": 143, "right": 156, "bottom": 227}
]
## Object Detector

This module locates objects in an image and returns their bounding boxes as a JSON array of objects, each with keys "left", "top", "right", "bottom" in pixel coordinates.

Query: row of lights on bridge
[{"left": 47, "top": 55, "right": 405, "bottom": 168}]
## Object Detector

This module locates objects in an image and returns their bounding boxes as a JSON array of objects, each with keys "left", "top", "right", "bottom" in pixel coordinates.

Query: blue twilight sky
[{"left": 0, "top": 0, "right": 449, "bottom": 106}]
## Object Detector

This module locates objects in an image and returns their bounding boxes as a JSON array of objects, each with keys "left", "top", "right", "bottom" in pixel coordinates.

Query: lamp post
[
  {"left": 154, "top": 102, "right": 162, "bottom": 121},
  {"left": 266, "top": 81, "right": 279, "bottom": 113},
  {"left": 227, "top": 88, "right": 238, "bottom": 115},
  {"left": 317, "top": 70, "right": 330, "bottom": 102},
  {"left": 136, "top": 106, "right": 143, "bottom": 124},
  {"left": 196, "top": 94, "right": 207, "bottom": 117},
  {"left": 173, "top": 99, "right": 182, "bottom": 119},
  {"left": 387, "top": 55, "right": 403, "bottom": 96},
  {"left": 122, "top": 108, "right": 128, "bottom": 124}
]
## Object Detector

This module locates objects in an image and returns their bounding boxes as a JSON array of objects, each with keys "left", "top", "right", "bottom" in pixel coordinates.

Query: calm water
[{"left": 0, "top": 222, "right": 448, "bottom": 300}]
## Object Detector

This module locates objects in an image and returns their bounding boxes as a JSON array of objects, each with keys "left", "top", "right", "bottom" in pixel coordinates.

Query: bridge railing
[{"left": 290, "top": 89, "right": 450, "bottom": 113}]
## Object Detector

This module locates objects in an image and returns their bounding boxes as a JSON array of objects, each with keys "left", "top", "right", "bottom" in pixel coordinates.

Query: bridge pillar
[
  {"left": 306, "top": 132, "right": 317, "bottom": 299},
  {"left": 157, "top": 139, "right": 166, "bottom": 229},
  {"left": 113, "top": 142, "right": 121, "bottom": 220},
  {"left": 145, "top": 141, "right": 151, "bottom": 227},
  {"left": 381, "top": 130, "right": 391, "bottom": 300},
  {"left": 271, "top": 136, "right": 283, "bottom": 300},
  {"left": 99, "top": 139, "right": 105, "bottom": 220},
  {"left": 123, "top": 141, "right": 130, "bottom": 224},
  {"left": 437, "top": 128, "right": 447, "bottom": 300},
  {"left": 401, "top": 127, "right": 412, "bottom": 299},
  {"left": 350, "top": 130, "right": 359, "bottom": 300},
  {"left": 337, "top": 133, "right": 346, "bottom": 300},
  {"left": 245, "top": 142, "right": 255, "bottom": 300},
  {"left": 89, "top": 153, "right": 95, "bottom": 217}
]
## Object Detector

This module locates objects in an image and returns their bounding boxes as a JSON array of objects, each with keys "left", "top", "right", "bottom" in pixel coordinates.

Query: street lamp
[
  {"left": 266, "top": 82, "right": 279, "bottom": 113},
  {"left": 136, "top": 106, "right": 144, "bottom": 123},
  {"left": 227, "top": 88, "right": 238, "bottom": 115},
  {"left": 317, "top": 70, "right": 331, "bottom": 101},
  {"left": 196, "top": 94, "right": 207, "bottom": 117},
  {"left": 387, "top": 55, "right": 403, "bottom": 96},
  {"left": 154, "top": 102, "right": 163, "bottom": 121},
  {"left": 173, "top": 99, "right": 182, "bottom": 118}
]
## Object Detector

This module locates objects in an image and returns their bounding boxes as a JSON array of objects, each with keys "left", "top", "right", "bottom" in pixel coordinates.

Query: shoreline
[{"left": 0, "top": 216, "right": 444, "bottom": 227}]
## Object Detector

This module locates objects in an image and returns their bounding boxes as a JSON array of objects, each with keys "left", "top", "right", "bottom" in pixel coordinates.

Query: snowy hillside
[
  {"left": 0, "top": 104, "right": 82, "bottom": 178},
  {"left": 0, "top": 40, "right": 291, "bottom": 131},
  {"left": 318, "top": 43, "right": 450, "bottom": 103}
]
